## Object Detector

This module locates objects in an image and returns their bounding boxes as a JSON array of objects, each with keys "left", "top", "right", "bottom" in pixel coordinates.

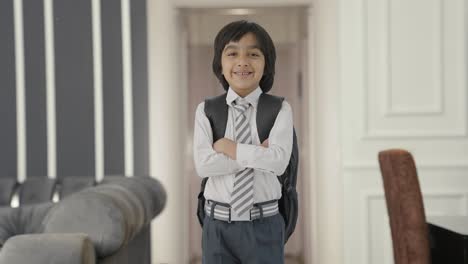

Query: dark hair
[{"left": 212, "top": 20, "right": 276, "bottom": 93}]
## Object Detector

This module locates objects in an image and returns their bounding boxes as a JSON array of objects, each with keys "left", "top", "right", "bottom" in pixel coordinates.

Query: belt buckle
[{"left": 208, "top": 200, "right": 234, "bottom": 223}]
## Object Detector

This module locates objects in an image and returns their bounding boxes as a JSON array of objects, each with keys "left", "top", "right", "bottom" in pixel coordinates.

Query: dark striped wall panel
[
  {"left": 55, "top": 0, "right": 95, "bottom": 176},
  {"left": 0, "top": 0, "right": 17, "bottom": 178},
  {"left": 102, "top": 0, "right": 125, "bottom": 175},
  {"left": 24, "top": 0, "right": 47, "bottom": 177},
  {"left": 132, "top": 0, "right": 149, "bottom": 176},
  {"left": 130, "top": 0, "right": 150, "bottom": 249},
  {"left": 1, "top": 0, "right": 149, "bottom": 181}
]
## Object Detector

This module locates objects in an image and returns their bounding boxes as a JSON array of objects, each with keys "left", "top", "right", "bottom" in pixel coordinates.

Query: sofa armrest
[
  {"left": 42, "top": 176, "right": 166, "bottom": 258},
  {"left": 0, "top": 233, "right": 96, "bottom": 264}
]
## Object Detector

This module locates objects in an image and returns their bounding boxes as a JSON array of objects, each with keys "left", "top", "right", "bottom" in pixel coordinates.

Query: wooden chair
[{"left": 378, "top": 149, "right": 430, "bottom": 264}]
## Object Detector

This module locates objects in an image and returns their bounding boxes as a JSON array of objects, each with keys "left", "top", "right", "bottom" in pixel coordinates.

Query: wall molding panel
[
  {"left": 361, "top": 190, "right": 468, "bottom": 264},
  {"left": 382, "top": 0, "right": 444, "bottom": 116},
  {"left": 359, "top": 0, "right": 467, "bottom": 139},
  {"left": 343, "top": 162, "right": 468, "bottom": 170}
]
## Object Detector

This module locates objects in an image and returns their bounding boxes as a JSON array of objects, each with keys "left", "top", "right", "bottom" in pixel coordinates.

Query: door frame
[{"left": 147, "top": 1, "right": 341, "bottom": 263}]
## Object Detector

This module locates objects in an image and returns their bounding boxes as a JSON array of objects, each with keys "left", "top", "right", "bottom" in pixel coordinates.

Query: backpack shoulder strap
[
  {"left": 257, "top": 93, "right": 284, "bottom": 143},
  {"left": 289, "top": 129, "right": 299, "bottom": 187},
  {"left": 204, "top": 93, "right": 228, "bottom": 142}
]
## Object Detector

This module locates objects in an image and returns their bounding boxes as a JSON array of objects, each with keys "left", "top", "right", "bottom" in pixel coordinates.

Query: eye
[
  {"left": 249, "top": 51, "right": 263, "bottom": 57},
  {"left": 226, "top": 52, "right": 237, "bottom": 57}
]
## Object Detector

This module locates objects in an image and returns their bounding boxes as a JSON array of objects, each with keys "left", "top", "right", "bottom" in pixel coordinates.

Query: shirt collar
[{"left": 226, "top": 87, "right": 262, "bottom": 109}]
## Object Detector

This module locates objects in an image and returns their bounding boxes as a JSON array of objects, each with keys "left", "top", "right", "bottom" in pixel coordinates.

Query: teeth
[{"left": 235, "top": 72, "right": 251, "bottom": 75}]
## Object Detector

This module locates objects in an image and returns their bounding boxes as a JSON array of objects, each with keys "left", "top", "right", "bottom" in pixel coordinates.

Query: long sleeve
[
  {"left": 193, "top": 102, "right": 245, "bottom": 178},
  {"left": 236, "top": 101, "right": 293, "bottom": 176}
]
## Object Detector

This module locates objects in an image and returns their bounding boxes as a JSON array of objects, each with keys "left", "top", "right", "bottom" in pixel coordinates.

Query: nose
[{"left": 236, "top": 54, "right": 249, "bottom": 67}]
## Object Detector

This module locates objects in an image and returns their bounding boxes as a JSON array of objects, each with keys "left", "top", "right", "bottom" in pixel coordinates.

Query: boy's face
[{"left": 221, "top": 32, "right": 265, "bottom": 97}]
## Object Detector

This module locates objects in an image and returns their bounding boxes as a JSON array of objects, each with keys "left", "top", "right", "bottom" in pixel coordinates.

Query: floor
[{"left": 190, "top": 255, "right": 303, "bottom": 264}]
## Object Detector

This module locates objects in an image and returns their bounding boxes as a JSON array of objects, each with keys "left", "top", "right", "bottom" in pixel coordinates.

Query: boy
[{"left": 193, "top": 20, "right": 293, "bottom": 264}]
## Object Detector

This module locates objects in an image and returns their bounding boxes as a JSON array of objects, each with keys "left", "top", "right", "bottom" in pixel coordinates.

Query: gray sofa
[{"left": 0, "top": 176, "right": 166, "bottom": 264}]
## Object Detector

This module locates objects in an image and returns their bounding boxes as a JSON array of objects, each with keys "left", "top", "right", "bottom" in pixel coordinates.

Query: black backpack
[{"left": 196, "top": 92, "right": 299, "bottom": 243}]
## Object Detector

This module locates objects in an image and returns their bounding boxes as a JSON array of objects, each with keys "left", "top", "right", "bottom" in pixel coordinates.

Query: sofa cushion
[
  {"left": 0, "top": 207, "right": 15, "bottom": 247},
  {"left": 19, "top": 178, "right": 56, "bottom": 205},
  {"left": 0, "top": 202, "right": 53, "bottom": 247},
  {"left": 0, "top": 179, "right": 16, "bottom": 207}
]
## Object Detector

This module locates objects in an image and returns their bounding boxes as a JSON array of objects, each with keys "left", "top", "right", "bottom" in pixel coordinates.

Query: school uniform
[{"left": 193, "top": 87, "right": 293, "bottom": 264}]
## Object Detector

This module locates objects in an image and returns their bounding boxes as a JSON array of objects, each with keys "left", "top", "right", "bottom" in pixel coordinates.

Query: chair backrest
[{"left": 378, "top": 149, "right": 430, "bottom": 264}]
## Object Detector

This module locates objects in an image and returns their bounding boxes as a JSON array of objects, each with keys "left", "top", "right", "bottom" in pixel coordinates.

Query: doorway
[{"left": 181, "top": 7, "right": 310, "bottom": 264}]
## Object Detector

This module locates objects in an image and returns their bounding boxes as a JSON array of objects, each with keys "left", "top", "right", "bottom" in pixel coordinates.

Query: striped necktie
[{"left": 231, "top": 98, "right": 254, "bottom": 217}]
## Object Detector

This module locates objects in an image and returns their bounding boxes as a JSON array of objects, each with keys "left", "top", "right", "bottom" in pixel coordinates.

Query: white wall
[
  {"left": 340, "top": 0, "right": 468, "bottom": 263},
  {"left": 147, "top": 1, "right": 187, "bottom": 263}
]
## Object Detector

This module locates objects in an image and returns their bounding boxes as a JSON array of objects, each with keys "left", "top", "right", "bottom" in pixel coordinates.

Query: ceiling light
[{"left": 224, "top": 8, "right": 256, "bottom": 15}]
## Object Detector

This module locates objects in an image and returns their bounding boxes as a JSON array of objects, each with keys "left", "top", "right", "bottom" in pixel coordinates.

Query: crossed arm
[
  {"left": 213, "top": 138, "right": 269, "bottom": 160},
  {"left": 193, "top": 101, "right": 293, "bottom": 178}
]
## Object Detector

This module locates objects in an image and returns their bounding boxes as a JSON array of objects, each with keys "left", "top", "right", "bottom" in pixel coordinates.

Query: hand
[
  {"left": 213, "top": 138, "right": 237, "bottom": 160},
  {"left": 213, "top": 138, "right": 227, "bottom": 153},
  {"left": 261, "top": 139, "right": 269, "bottom": 148}
]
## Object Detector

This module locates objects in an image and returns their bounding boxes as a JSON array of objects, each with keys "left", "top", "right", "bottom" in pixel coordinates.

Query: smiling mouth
[{"left": 233, "top": 71, "right": 253, "bottom": 76}]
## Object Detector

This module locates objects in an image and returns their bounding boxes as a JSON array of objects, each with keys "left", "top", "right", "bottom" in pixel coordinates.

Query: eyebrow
[{"left": 223, "top": 44, "right": 261, "bottom": 50}]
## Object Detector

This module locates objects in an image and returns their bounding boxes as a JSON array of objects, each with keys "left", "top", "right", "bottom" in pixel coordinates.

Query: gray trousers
[{"left": 202, "top": 213, "right": 285, "bottom": 264}]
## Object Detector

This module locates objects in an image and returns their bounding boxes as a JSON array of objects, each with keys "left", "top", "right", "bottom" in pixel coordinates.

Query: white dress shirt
[{"left": 193, "top": 87, "right": 293, "bottom": 221}]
